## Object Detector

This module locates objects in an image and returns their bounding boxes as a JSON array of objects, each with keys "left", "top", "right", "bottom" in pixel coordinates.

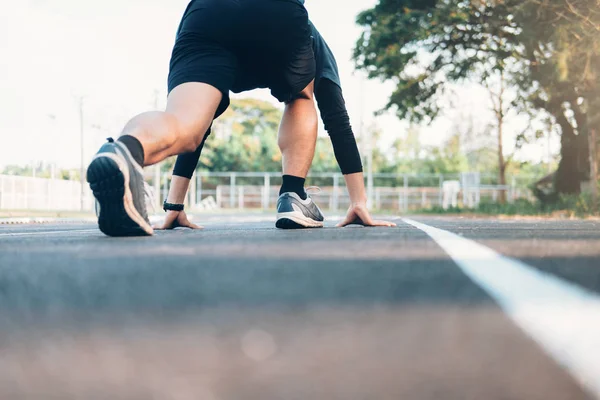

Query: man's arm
[
  {"left": 314, "top": 79, "right": 363, "bottom": 175},
  {"left": 171, "top": 126, "right": 211, "bottom": 180},
  {"left": 153, "top": 128, "right": 211, "bottom": 230},
  {"left": 315, "top": 78, "right": 395, "bottom": 227}
]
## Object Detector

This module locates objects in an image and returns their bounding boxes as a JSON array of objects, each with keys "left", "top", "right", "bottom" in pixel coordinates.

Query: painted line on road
[
  {"left": 0, "top": 229, "right": 99, "bottom": 238},
  {"left": 403, "top": 218, "right": 600, "bottom": 399}
]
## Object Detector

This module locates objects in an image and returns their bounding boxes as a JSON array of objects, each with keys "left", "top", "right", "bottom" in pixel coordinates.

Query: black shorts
[{"left": 168, "top": 0, "right": 316, "bottom": 117}]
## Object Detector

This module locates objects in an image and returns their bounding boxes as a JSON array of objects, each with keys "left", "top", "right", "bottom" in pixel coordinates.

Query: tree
[
  {"left": 353, "top": 0, "right": 599, "bottom": 196},
  {"left": 156, "top": 99, "right": 283, "bottom": 176},
  {"left": 164, "top": 98, "right": 342, "bottom": 175},
  {"left": 423, "top": 133, "right": 469, "bottom": 174},
  {"left": 199, "top": 99, "right": 283, "bottom": 173},
  {"left": 509, "top": 0, "right": 598, "bottom": 193},
  {"left": 485, "top": 70, "right": 510, "bottom": 202}
]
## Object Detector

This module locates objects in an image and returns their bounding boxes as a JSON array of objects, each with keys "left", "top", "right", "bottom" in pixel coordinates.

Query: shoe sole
[
  {"left": 276, "top": 211, "right": 324, "bottom": 229},
  {"left": 87, "top": 154, "right": 154, "bottom": 237}
]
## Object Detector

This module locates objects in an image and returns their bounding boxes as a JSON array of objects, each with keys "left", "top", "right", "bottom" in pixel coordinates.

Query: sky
[{"left": 0, "top": 0, "right": 558, "bottom": 169}]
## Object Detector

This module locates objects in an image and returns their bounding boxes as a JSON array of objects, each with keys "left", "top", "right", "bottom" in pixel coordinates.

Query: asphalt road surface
[{"left": 0, "top": 214, "right": 599, "bottom": 400}]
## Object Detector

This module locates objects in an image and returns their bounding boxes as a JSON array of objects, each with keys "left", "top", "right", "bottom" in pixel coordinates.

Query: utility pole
[
  {"left": 79, "top": 96, "right": 85, "bottom": 211},
  {"left": 589, "top": 128, "right": 598, "bottom": 210},
  {"left": 47, "top": 114, "right": 57, "bottom": 180}
]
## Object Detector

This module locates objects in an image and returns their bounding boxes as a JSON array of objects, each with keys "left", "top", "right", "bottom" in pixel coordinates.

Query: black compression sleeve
[
  {"left": 315, "top": 79, "right": 363, "bottom": 175},
  {"left": 172, "top": 127, "right": 211, "bottom": 179}
]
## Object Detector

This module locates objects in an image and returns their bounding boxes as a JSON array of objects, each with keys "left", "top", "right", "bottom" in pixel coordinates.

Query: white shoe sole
[
  {"left": 90, "top": 152, "right": 154, "bottom": 236},
  {"left": 276, "top": 211, "right": 324, "bottom": 228}
]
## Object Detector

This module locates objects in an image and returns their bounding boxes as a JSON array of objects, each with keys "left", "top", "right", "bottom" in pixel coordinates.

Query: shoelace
[{"left": 306, "top": 186, "right": 322, "bottom": 195}]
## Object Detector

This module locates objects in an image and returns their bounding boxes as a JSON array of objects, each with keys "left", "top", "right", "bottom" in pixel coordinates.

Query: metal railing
[
  {"left": 0, "top": 172, "right": 537, "bottom": 212},
  {"left": 0, "top": 175, "right": 94, "bottom": 211},
  {"left": 180, "top": 172, "right": 536, "bottom": 212}
]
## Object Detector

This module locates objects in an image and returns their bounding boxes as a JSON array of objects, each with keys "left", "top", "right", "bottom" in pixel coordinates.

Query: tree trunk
[
  {"left": 589, "top": 128, "right": 598, "bottom": 209},
  {"left": 494, "top": 71, "right": 507, "bottom": 204},
  {"left": 569, "top": 98, "right": 590, "bottom": 181},
  {"left": 498, "top": 120, "right": 507, "bottom": 204},
  {"left": 555, "top": 110, "right": 582, "bottom": 194},
  {"left": 587, "top": 95, "right": 600, "bottom": 210}
]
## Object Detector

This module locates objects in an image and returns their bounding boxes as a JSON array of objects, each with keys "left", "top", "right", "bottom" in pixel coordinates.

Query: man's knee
[
  {"left": 181, "top": 132, "right": 205, "bottom": 153},
  {"left": 286, "top": 90, "right": 311, "bottom": 102},
  {"left": 285, "top": 81, "right": 315, "bottom": 104},
  {"left": 162, "top": 112, "right": 201, "bottom": 153},
  {"left": 186, "top": 130, "right": 210, "bottom": 153}
]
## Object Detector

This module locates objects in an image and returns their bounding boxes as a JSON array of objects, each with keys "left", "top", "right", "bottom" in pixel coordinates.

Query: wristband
[{"left": 163, "top": 201, "right": 184, "bottom": 212}]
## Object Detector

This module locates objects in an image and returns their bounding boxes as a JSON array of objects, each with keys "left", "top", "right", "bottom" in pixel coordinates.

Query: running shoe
[
  {"left": 86, "top": 138, "right": 153, "bottom": 237},
  {"left": 276, "top": 192, "right": 324, "bottom": 229}
]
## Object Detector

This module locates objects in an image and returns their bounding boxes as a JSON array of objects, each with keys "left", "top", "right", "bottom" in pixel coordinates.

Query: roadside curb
[
  {"left": 0, "top": 218, "right": 96, "bottom": 225},
  {"left": 0, "top": 215, "right": 164, "bottom": 226}
]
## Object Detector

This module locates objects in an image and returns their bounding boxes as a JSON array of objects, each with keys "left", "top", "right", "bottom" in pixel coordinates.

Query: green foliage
[
  {"left": 310, "top": 138, "right": 339, "bottom": 173},
  {"left": 420, "top": 199, "right": 542, "bottom": 216},
  {"left": 152, "top": 96, "right": 554, "bottom": 181},
  {"left": 353, "top": 0, "right": 600, "bottom": 195},
  {"left": 199, "top": 99, "right": 284, "bottom": 173},
  {"left": 419, "top": 193, "right": 599, "bottom": 217},
  {"left": 476, "top": 199, "right": 544, "bottom": 216},
  {"left": 354, "top": 0, "right": 520, "bottom": 122},
  {"left": 422, "top": 133, "right": 469, "bottom": 174},
  {"left": 556, "top": 193, "right": 600, "bottom": 217},
  {"left": 188, "top": 98, "right": 342, "bottom": 175}
]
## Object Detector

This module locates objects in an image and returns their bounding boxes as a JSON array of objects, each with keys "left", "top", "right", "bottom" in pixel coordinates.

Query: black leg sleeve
[
  {"left": 315, "top": 79, "right": 363, "bottom": 175},
  {"left": 172, "top": 126, "right": 212, "bottom": 179}
]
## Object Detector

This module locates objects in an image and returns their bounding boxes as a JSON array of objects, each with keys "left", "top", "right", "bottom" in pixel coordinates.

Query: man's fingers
[
  {"left": 355, "top": 210, "right": 374, "bottom": 226},
  {"left": 336, "top": 213, "right": 356, "bottom": 227},
  {"left": 153, "top": 224, "right": 176, "bottom": 230},
  {"left": 338, "top": 207, "right": 397, "bottom": 228},
  {"left": 182, "top": 221, "right": 203, "bottom": 229},
  {"left": 151, "top": 213, "right": 202, "bottom": 230},
  {"left": 177, "top": 214, "right": 203, "bottom": 230},
  {"left": 369, "top": 220, "right": 397, "bottom": 227},
  {"left": 153, "top": 219, "right": 175, "bottom": 230}
]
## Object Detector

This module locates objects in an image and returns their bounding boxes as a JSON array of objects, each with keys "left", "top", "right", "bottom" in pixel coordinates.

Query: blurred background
[
  {"left": 0, "top": 0, "right": 598, "bottom": 218},
  {"left": 1, "top": 2, "right": 600, "bottom": 399}
]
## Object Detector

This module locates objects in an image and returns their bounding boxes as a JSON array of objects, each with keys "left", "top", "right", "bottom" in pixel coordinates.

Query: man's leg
[
  {"left": 87, "top": 82, "right": 222, "bottom": 237},
  {"left": 275, "top": 81, "right": 325, "bottom": 229},
  {"left": 120, "top": 83, "right": 222, "bottom": 166},
  {"left": 278, "top": 81, "right": 318, "bottom": 198}
]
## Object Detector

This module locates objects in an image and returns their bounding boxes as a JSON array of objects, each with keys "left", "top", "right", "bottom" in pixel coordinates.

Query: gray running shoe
[
  {"left": 276, "top": 192, "right": 324, "bottom": 229},
  {"left": 86, "top": 138, "right": 153, "bottom": 237}
]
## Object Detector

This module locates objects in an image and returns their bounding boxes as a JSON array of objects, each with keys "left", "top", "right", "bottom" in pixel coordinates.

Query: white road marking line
[
  {"left": 403, "top": 218, "right": 600, "bottom": 399},
  {"left": 0, "top": 229, "right": 99, "bottom": 238}
]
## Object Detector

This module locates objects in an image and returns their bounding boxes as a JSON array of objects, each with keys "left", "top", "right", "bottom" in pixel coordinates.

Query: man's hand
[
  {"left": 337, "top": 203, "right": 396, "bottom": 228},
  {"left": 153, "top": 211, "right": 202, "bottom": 230}
]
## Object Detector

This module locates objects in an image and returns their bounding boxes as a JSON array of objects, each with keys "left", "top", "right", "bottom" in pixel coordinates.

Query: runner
[
  {"left": 87, "top": 0, "right": 318, "bottom": 237},
  {"left": 156, "top": 20, "right": 397, "bottom": 230}
]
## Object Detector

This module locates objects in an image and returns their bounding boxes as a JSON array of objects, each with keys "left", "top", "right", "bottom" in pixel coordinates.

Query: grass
[{"left": 412, "top": 194, "right": 599, "bottom": 219}]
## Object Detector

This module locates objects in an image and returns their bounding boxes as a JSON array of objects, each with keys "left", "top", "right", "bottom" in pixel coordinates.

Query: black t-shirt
[
  {"left": 231, "top": 15, "right": 341, "bottom": 93},
  {"left": 310, "top": 22, "right": 341, "bottom": 90}
]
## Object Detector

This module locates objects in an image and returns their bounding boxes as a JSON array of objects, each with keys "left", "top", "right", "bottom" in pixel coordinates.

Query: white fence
[
  {"left": 182, "top": 172, "right": 537, "bottom": 212},
  {"left": 0, "top": 172, "right": 537, "bottom": 212},
  {"left": 0, "top": 175, "right": 94, "bottom": 211}
]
